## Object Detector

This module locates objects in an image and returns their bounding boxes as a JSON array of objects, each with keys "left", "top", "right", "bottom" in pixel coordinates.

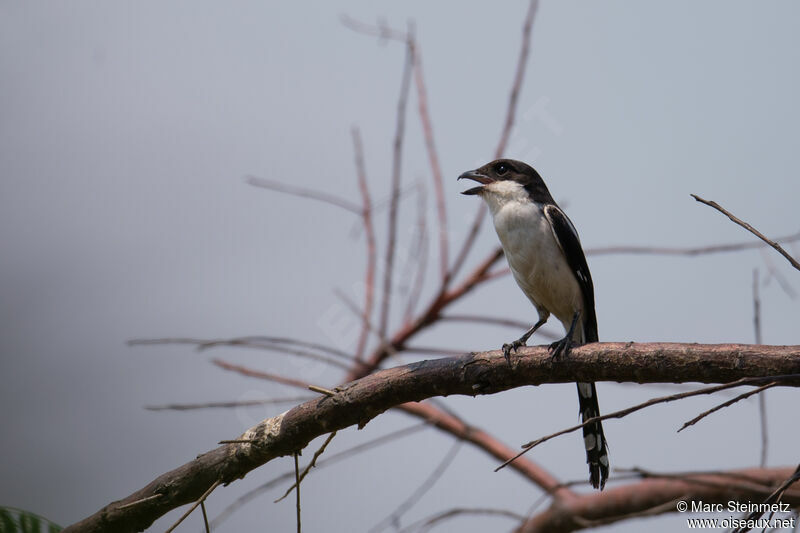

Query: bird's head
[{"left": 458, "top": 159, "right": 551, "bottom": 202}]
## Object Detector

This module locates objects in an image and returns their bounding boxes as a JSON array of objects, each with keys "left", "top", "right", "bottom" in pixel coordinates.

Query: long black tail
[{"left": 576, "top": 381, "right": 609, "bottom": 490}]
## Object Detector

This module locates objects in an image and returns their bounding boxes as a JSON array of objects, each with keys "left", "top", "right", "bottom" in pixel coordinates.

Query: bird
[{"left": 458, "top": 158, "right": 609, "bottom": 489}]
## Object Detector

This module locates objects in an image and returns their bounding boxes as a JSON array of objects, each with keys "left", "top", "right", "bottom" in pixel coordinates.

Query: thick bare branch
[
  {"left": 518, "top": 466, "right": 800, "bottom": 533},
  {"left": 63, "top": 343, "right": 800, "bottom": 532}
]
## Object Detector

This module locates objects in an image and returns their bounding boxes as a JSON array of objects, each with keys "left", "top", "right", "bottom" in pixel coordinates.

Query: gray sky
[{"left": 1, "top": 1, "right": 799, "bottom": 531}]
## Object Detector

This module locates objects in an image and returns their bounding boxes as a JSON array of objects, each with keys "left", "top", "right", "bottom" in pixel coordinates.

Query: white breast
[{"left": 481, "top": 181, "right": 583, "bottom": 332}]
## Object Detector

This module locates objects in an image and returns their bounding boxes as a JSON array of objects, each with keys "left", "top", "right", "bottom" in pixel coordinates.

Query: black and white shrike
[{"left": 458, "top": 158, "right": 609, "bottom": 490}]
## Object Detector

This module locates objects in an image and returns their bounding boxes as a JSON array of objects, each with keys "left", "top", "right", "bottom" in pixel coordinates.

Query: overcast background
[{"left": 2, "top": 1, "right": 799, "bottom": 531}]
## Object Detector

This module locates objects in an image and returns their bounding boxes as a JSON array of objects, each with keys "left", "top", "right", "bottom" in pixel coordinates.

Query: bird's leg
[
  {"left": 502, "top": 317, "right": 547, "bottom": 363},
  {"left": 549, "top": 311, "right": 581, "bottom": 359}
]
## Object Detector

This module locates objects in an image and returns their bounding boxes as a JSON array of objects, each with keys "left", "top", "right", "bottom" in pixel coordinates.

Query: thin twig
[
  {"left": 691, "top": 194, "right": 800, "bottom": 271},
  {"left": 200, "top": 500, "right": 210, "bottom": 533},
  {"left": 333, "top": 288, "right": 399, "bottom": 359},
  {"left": 163, "top": 480, "right": 220, "bottom": 533},
  {"left": 449, "top": 1, "right": 538, "bottom": 284},
  {"left": 395, "top": 507, "right": 526, "bottom": 533},
  {"left": 754, "top": 268, "right": 769, "bottom": 467},
  {"left": 677, "top": 381, "right": 778, "bottom": 432},
  {"left": 145, "top": 396, "right": 312, "bottom": 411},
  {"left": 378, "top": 23, "right": 415, "bottom": 341},
  {"left": 495, "top": 375, "right": 800, "bottom": 472},
  {"left": 732, "top": 464, "right": 800, "bottom": 533},
  {"left": 495, "top": 0, "right": 539, "bottom": 159},
  {"left": 275, "top": 432, "right": 338, "bottom": 503},
  {"left": 308, "top": 385, "right": 336, "bottom": 397},
  {"left": 115, "top": 493, "right": 162, "bottom": 510},
  {"left": 587, "top": 230, "right": 800, "bottom": 257},
  {"left": 402, "top": 182, "right": 429, "bottom": 324},
  {"left": 294, "top": 452, "right": 301, "bottom": 533},
  {"left": 760, "top": 248, "right": 798, "bottom": 299},
  {"left": 439, "top": 314, "right": 559, "bottom": 339},
  {"left": 369, "top": 438, "right": 464, "bottom": 532},
  {"left": 412, "top": 45, "right": 448, "bottom": 282},
  {"left": 340, "top": 14, "right": 407, "bottom": 42},
  {"left": 352, "top": 126, "right": 376, "bottom": 363},
  {"left": 572, "top": 497, "right": 685, "bottom": 529},
  {"left": 245, "top": 175, "right": 362, "bottom": 214},
  {"left": 212, "top": 359, "right": 310, "bottom": 389},
  {"left": 129, "top": 335, "right": 353, "bottom": 361}
]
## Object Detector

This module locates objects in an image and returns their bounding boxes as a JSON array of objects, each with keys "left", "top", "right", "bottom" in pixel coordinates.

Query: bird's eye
[{"left": 495, "top": 163, "right": 509, "bottom": 175}]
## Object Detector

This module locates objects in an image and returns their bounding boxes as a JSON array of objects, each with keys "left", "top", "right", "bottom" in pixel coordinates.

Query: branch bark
[
  {"left": 63, "top": 343, "right": 800, "bottom": 532},
  {"left": 517, "top": 466, "right": 800, "bottom": 532}
]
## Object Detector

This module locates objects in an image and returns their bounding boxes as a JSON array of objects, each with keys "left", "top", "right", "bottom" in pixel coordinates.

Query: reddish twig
[
  {"left": 352, "top": 126, "right": 376, "bottom": 362},
  {"left": 212, "top": 359, "right": 311, "bottom": 389},
  {"left": 245, "top": 175, "right": 362, "bottom": 214},
  {"left": 378, "top": 24, "right": 415, "bottom": 341},
  {"left": 402, "top": 183, "right": 430, "bottom": 324},
  {"left": 731, "top": 464, "right": 800, "bottom": 533},
  {"left": 691, "top": 194, "right": 800, "bottom": 271},
  {"left": 412, "top": 46, "right": 449, "bottom": 282},
  {"left": 495, "top": 0, "right": 539, "bottom": 159},
  {"left": 348, "top": 246, "right": 504, "bottom": 382},
  {"left": 449, "top": 1, "right": 538, "bottom": 285}
]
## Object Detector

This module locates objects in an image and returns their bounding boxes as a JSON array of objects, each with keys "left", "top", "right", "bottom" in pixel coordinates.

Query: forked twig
[
  {"left": 496, "top": 375, "right": 800, "bottom": 472},
  {"left": 677, "top": 381, "right": 778, "bottom": 432},
  {"left": 731, "top": 464, "right": 800, "bottom": 533},
  {"left": 209, "top": 423, "right": 430, "bottom": 529},
  {"left": 275, "top": 432, "right": 338, "bottom": 503},
  {"left": 163, "top": 480, "right": 220, "bottom": 533}
]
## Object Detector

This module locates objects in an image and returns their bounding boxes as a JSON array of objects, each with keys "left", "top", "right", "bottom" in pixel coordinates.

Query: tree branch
[
  {"left": 63, "top": 343, "right": 800, "bottom": 532},
  {"left": 518, "top": 466, "right": 800, "bottom": 533}
]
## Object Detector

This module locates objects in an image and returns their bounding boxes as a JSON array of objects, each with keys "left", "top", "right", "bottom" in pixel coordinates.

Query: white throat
[{"left": 480, "top": 180, "right": 533, "bottom": 216}]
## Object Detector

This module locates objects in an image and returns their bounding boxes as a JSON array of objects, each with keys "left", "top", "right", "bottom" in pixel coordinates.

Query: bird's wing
[{"left": 543, "top": 204, "right": 598, "bottom": 342}]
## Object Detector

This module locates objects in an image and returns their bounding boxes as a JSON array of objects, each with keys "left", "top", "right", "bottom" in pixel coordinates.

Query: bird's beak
[{"left": 458, "top": 170, "right": 494, "bottom": 195}]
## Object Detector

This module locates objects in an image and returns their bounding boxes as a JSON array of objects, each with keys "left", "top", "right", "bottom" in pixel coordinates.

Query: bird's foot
[
  {"left": 548, "top": 336, "right": 574, "bottom": 359},
  {"left": 502, "top": 339, "right": 526, "bottom": 363}
]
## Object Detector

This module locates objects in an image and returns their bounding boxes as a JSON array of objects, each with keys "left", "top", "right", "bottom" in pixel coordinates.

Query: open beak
[{"left": 458, "top": 170, "right": 494, "bottom": 195}]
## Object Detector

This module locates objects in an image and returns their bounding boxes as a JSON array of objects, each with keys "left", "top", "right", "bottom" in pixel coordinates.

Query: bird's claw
[
  {"left": 548, "top": 337, "right": 573, "bottom": 359},
  {"left": 502, "top": 340, "right": 525, "bottom": 363}
]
